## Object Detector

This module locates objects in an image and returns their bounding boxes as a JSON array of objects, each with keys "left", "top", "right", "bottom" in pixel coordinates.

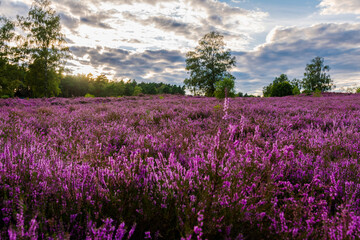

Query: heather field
[{"left": 1, "top": 94, "right": 360, "bottom": 240}]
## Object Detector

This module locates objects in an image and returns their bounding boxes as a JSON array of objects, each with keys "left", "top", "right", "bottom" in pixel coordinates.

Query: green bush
[
  {"left": 302, "top": 89, "right": 312, "bottom": 96},
  {"left": 1, "top": 95, "right": 10, "bottom": 99},
  {"left": 271, "top": 81, "right": 293, "bottom": 97},
  {"left": 313, "top": 89, "right": 322, "bottom": 97},
  {"left": 85, "top": 93, "right": 95, "bottom": 98},
  {"left": 356, "top": 88, "right": 360, "bottom": 93}
]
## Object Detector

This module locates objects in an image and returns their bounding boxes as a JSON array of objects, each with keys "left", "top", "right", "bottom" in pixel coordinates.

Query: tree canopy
[
  {"left": 263, "top": 74, "right": 296, "bottom": 97},
  {"left": 263, "top": 57, "right": 335, "bottom": 97},
  {"left": 184, "top": 32, "right": 236, "bottom": 96},
  {"left": 18, "top": 0, "right": 70, "bottom": 97},
  {"left": 0, "top": 17, "right": 25, "bottom": 97},
  {"left": 302, "top": 56, "right": 334, "bottom": 92},
  {"left": 214, "top": 76, "right": 236, "bottom": 99}
]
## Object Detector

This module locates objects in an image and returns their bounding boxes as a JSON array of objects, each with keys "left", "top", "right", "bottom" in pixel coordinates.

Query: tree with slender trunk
[
  {"left": 302, "top": 56, "right": 334, "bottom": 92},
  {"left": 18, "top": 0, "right": 69, "bottom": 97},
  {"left": 184, "top": 32, "right": 236, "bottom": 96}
]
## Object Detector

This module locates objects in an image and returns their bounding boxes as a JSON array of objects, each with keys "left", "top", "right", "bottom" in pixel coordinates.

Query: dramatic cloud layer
[
  {"left": 1, "top": 0, "right": 359, "bottom": 94},
  {"left": 70, "top": 46, "right": 187, "bottom": 84},
  {"left": 319, "top": 0, "right": 360, "bottom": 15},
  {"left": 234, "top": 23, "right": 360, "bottom": 94}
]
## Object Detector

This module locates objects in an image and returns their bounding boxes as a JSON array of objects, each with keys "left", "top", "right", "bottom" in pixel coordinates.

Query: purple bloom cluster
[{"left": 1, "top": 94, "right": 360, "bottom": 239}]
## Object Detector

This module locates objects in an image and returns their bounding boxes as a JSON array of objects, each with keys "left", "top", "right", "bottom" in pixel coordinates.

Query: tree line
[
  {"left": 184, "top": 32, "right": 335, "bottom": 98},
  {"left": 59, "top": 74, "right": 184, "bottom": 98},
  {"left": 0, "top": 0, "right": 184, "bottom": 98}
]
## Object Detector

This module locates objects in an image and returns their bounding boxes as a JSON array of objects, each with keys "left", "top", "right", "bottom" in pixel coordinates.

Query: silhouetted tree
[
  {"left": 0, "top": 17, "right": 25, "bottom": 97},
  {"left": 19, "top": 0, "right": 70, "bottom": 97}
]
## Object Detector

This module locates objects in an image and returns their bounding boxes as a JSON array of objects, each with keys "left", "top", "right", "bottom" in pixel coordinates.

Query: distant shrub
[
  {"left": 263, "top": 74, "right": 295, "bottom": 97},
  {"left": 356, "top": 87, "right": 360, "bottom": 93},
  {"left": 85, "top": 93, "right": 95, "bottom": 98},
  {"left": 1, "top": 95, "right": 10, "bottom": 99},
  {"left": 313, "top": 89, "right": 322, "bottom": 97},
  {"left": 302, "top": 89, "right": 312, "bottom": 96}
]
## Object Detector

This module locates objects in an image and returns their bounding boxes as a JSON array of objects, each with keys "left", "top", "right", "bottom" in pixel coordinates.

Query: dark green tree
[
  {"left": 302, "top": 57, "right": 334, "bottom": 92},
  {"left": 59, "top": 74, "right": 90, "bottom": 97},
  {"left": 263, "top": 74, "right": 294, "bottom": 97},
  {"left": 89, "top": 74, "right": 109, "bottom": 97},
  {"left": 271, "top": 81, "right": 293, "bottom": 97},
  {"left": 19, "top": 0, "right": 70, "bottom": 97},
  {"left": 0, "top": 17, "right": 25, "bottom": 97},
  {"left": 184, "top": 31, "right": 236, "bottom": 96}
]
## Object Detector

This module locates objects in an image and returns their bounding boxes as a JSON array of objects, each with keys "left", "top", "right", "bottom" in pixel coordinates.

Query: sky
[{"left": 0, "top": 0, "right": 359, "bottom": 95}]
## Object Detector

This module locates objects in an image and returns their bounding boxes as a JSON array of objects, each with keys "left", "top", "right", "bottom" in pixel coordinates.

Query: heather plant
[{"left": 1, "top": 94, "right": 360, "bottom": 239}]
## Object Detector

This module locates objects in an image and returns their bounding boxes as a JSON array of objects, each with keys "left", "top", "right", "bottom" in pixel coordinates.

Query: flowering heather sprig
[
  {"left": 0, "top": 94, "right": 360, "bottom": 239},
  {"left": 222, "top": 97, "right": 230, "bottom": 120}
]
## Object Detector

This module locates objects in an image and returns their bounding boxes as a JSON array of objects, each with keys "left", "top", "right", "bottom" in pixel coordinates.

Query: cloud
[
  {"left": 122, "top": 12, "right": 191, "bottom": 34},
  {"left": 0, "top": 0, "right": 30, "bottom": 18},
  {"left": 121, "top": 38, "right": 142, "bottom": 44},
  {"left": 52, "top": 1, "right": 118, "bottom": 31},
  {"left": 120, "top": 0, "right": 267, "bottom": 43},
  {"left": 80, "top": 15, "right": 113, "bottom": 29},
  {"left": 318, "top": 0, "right": 360, "bottom": 15},
  {"left": 58, "top": 12, "right": 80, "bottom": 30},
  {"left": 233, "top": 23, "right": 360, "bottom": 95},
  {"left": 70, "top": 46, "right": 187, "bottom": 84}
]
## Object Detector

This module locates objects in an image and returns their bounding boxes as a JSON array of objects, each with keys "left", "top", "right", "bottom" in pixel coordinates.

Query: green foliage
[
  {"left": 214, "top": 76, "right": 236, "bottom": 99},
  {"left": 84, "top": 93, "right": 95, "bottom": 98},
  {"left": 313, "top": 89, "right": 322, "bottom": 97},
  {"left": 1, "top": 95, "right": 10, "bottom": 99},
  {"left": 302, "top": 56, "right": 334, "bottom": 92},
  {"left": 59, "top": 74, "right": 90, "bottom": 97},
  {"left": 243, "top": 93, "right": 257, "bottom": 97},
  {"left": 88, "top": 74, "right": 109, "bottom": 97},
  {"left": 184, "top": 31, "right": 236, "bottom": 96},
  {"left": 356, "top": 88, "right": 360, "bottom": 93},
  {"left": 263, "top": 74, "right": 294, "bottom": 97},
  {"left": 292, "top": 86, "right": 300, "bottom": 95},
  {"left": 58, "top": 74, "right": 185, "bottom": 98},
  {"left": 0, "top": 17, "right": 15, "bottom": 59},
  {"left": 133, "top": 85, "right": 142, "bottom": 96},
  {"left": 18, "top": 0, "right": 70, "bottom": 97},
  {"left": 213, "top": 104, "right": 222, "bottom": 111},
  {"left": 290, "top": 78, "right": 302, "bottom": 91},
  {"left": 302, "top": 89, "right": 313, "bottom": 96},
  {"left": 159, "top": 95, "right": 164, "bottom": 99},
  {"left": 272, "top": 81, "right": 293, "bottom": 97},
  {"left": 26, "top": 58, "right": 61, "bottom": 97},
  {"left": 0, "top": 17, "right": 25, "bottom": 97}
]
